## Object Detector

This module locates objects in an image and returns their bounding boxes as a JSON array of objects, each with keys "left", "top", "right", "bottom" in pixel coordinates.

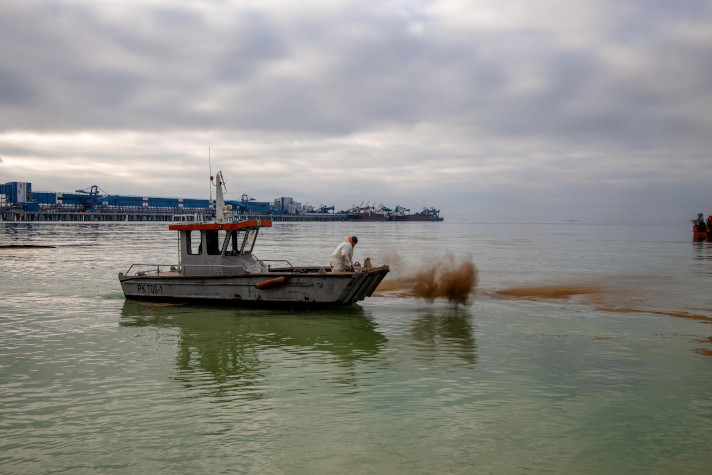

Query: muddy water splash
[{"left": 375, "top": 254, "right": 478, "bottom": 306}]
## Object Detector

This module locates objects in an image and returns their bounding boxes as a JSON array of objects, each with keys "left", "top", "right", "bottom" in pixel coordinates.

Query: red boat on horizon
[{"left": 691, "top": 213, "right": 712, "bottom": 241}]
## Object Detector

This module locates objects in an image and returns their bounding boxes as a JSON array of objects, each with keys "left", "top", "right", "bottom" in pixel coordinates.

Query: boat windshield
[
  {"left": 186, "top": 229, "right": 228, "bottom": 255},
  {"left": 224, "top": 228, "right": 258, "bottom": 255},
  {"left": 243, "top": 229, "right": 258, "bottom": 254}
]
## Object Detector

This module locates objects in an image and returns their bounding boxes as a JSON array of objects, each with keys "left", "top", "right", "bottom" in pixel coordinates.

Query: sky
[{"left": 1, "top": 0, "right": 711, "bottom": 223}]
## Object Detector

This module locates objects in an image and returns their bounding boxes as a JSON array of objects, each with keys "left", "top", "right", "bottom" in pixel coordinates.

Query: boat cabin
[{"left": 168, "top": 219, "right": 273, "bottom": 276}]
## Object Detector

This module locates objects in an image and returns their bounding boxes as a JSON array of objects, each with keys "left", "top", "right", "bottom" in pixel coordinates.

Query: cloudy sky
[{"left": 1, "top": 0, "right": 711, "bottom": 222}]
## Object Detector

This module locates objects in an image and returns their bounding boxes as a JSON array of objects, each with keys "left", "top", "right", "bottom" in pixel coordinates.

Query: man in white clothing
[{"left": 330, "top": 236, "right": 358, "bottom": 272}]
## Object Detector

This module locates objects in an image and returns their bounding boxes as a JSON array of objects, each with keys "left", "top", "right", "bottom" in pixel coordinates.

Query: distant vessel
[
  {"left": 691, "top": 213, "right": 712, "bottom": 241},
  {"left": 340, "top": 204, "right": 444, "bottom": 222},
  {"left": 118, "top": 172, "right": 389, "bottom": 308},
  {"left": 348, "top": 208, "right": 391, "bottom": 221},
  {"left": 338, "top": 203, "right": 391, "bottom": 221},
  {"left": 390, "top": 206, "right": 444, "bottom": 222}
]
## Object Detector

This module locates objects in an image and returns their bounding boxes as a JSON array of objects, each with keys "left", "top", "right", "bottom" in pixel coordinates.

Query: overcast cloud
[{"left": 1, "top": 0, "right": 711, "bottom": 222}]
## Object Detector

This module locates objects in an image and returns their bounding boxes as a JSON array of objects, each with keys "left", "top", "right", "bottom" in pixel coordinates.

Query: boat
[
  {"left": 118, "top": 172, "right": 389, "bottom": 308},
  {"left": 342, "top": 203, "right": 390, "bottom": 221},
  {"left": 691, "top": 213, "right": 712, "bottom": 241},
  {"left": 335, "top": 204, "right": 444, "bottom": 222},
  {"left": 390, "top": 206, "right": 444, "bottom": 222}
]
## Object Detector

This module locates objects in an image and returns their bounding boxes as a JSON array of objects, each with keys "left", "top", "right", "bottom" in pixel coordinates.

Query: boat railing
[
  {"left": 122, "top": 263, "right": 179, "bottom": 276},
  {"left": 261, "top": 259, "right": 293, "bottom": 269},
  {"left": 122, "top": 260, "right": 299, "bottom": 277}
]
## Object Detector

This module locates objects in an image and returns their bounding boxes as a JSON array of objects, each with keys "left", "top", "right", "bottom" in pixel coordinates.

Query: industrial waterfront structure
[
  {"left": 0, "top": 181, "right": 325, "bottom": 222},
  {"left": 1, "top": 180, "right": 443, "bottom": 222}
]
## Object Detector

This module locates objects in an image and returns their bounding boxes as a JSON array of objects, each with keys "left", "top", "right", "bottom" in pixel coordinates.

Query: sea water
[{"left": 1, "top": 221, "right": 711, "bottom": 473}]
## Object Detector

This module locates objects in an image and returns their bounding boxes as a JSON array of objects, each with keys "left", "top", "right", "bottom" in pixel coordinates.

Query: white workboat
[{"left": 118, "top": 172, "right": 389, "bottom": 308}]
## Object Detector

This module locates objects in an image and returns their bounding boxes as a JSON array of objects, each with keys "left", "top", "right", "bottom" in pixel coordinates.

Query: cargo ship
[
  {"left": 345, "top": 204, "right": 391, "bottom": 221},
  {"left": 340, "top": 204, "right": 444, "bottom": 222},
  {"left": 389, "top": 206, "right": 444, "bottom": 222}
]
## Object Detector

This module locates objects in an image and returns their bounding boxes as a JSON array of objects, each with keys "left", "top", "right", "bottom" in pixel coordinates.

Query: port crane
[
  {"left": 74, "top": 185, "right": 107, "bottom": 210},
  {"left": 315, "top": 205, "right": 335, "bottom": 213}
]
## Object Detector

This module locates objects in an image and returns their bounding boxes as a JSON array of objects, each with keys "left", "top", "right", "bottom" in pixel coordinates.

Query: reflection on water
[
  {"left": 692, "top": 242, "right": 712, "bottom": 278},
  {"left": 120, "top": 301, "right": 388, "bottom": 395},
  {"left": 410, "top": 308, "right": 477, "bottom": 367},
  {"left": 118, "top": 301, "right": 480, "bottom": 397}
]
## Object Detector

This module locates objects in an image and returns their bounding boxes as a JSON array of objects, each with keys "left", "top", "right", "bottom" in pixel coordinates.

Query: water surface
[{"left": 1, "top": 222, "right": 711, "bottom": 473}]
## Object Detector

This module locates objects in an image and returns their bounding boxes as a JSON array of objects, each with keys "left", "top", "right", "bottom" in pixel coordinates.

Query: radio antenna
[{"left": 208, "top": 147, "right": 213, "bottom": 205}]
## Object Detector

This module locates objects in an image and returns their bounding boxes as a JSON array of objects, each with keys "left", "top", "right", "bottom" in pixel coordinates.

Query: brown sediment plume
[
  {"left": 694, "top": 337, "right": 712, "bottom": 357},
  {"left": 372, "top": 281, "right": 418, "bottom": 297},
  {"left": 594, "top": 306, "right": 712, "bottom": 323},
  {"left": 492, "top": 284, "right": 712, "bottom": 325},
  {"left": 375, "top": 254, "right": 478, "bottom": 306},
  {"left": 412, "top": 256, "right": 478, "bottom": 306},
  {"left": 495, "top": 285, "right": 603, "bottom": 300}
]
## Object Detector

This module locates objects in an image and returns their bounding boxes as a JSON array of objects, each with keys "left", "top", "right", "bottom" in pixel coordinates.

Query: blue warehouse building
[
  {"left": 1, "top": 181, "right": 277, "bottom": 216},
  {"left": 1, "top": 181, "right": 39, "bottom": 212},
  {"left": 0, "top": 180, "right": 352, "bottom": 222}
]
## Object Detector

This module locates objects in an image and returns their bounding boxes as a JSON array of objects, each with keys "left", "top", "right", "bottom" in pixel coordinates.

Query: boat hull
[
  {"left": 693, "top": 231, "right": 712, "bottom": 241},
  {"left": 390, "top": 215, "right": 444, "bottom": 222},
  {"left": 118, "top": 266, "right": 389, "bottom": 308},
  {"left": 692, "top": 226, "right": 712, "bottom": 241}
]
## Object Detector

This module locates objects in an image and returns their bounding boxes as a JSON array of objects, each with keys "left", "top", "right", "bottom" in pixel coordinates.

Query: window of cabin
[
  {"left": 218, "top": 229, "right": 228, "bottom": 254},
  {"left": 243, "top": 229, "right": 258, "bottom": 254},
  {"left": 205, "top": 230, "right": 221, "bottom": 255},
  {"left": 225, "top": 230, "right": 246, "bottom": 255},
  {"left": 187, "top": 230, "right": 201, "bottom": 255}
]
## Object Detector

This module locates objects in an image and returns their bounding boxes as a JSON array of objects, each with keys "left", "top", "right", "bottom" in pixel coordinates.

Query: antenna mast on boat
[
  {"left": 208, "top": 147, "right": 213, "bottom": 206},
  {"left": 215, "top": 171, "right": 226, "bottom": 223}
]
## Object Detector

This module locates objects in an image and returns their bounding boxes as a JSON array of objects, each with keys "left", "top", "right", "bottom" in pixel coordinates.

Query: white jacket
[{"left": 330, "top": 237, "right": 354, "bottom": 271}]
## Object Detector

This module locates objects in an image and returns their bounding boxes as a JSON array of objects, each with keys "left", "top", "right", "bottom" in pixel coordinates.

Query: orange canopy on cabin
[{"left": 168, "top": 219, "right": 272, "bottom": 232}]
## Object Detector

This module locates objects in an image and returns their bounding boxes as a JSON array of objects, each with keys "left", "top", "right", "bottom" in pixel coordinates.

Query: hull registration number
[{"left": 137, "top": 283, "right": 163, "bottom": 295}]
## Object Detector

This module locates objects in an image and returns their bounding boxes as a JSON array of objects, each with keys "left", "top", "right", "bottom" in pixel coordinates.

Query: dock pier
[{"left": 0, "top": 205, "right": 349, "bottom": 223}]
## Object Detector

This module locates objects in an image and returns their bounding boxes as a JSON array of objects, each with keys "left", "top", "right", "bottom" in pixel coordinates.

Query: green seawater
[{"left": 1, "top": 221, "right": 711, "bottom": 473}]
